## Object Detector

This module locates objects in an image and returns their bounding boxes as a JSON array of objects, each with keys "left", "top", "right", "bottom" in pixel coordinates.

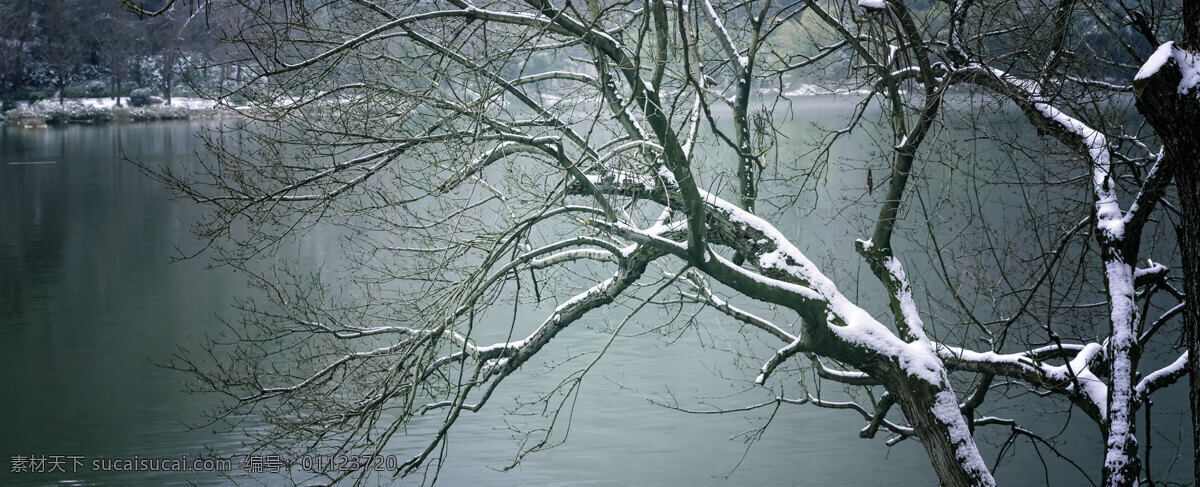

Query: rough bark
[
  {"left": 876, "top": 364, "right": 994, "bottom": 487},
  {"left": 1133, "top": 42, "right": 1200, "bottom": 487},
  {"left": 1182, "top": 166, "right": 1200, "bottom": 487}
]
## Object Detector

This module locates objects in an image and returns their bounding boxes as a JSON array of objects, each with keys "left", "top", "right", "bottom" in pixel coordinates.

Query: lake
[{"left": 0, "top": 98, "right": 1192, "bottom": 486}]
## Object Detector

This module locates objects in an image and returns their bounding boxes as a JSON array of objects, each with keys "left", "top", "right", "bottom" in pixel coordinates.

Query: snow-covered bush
[
  {"left": 85, "top": 80, "right": 107, "bottom": 97},
  {"left": 2, "top": 99, "right": 202, "bottom": 125},
  {"left": 24, "top": 100, "right": 113, "bottom": 123},
  {"left": 123, "top": 105, "right": 189, "bottom": 121},
  {"left": 128, "top": 88, "right": 163, "bottom": 107},
  {"left": 2, "top": 108, "right": 43, "bottom": 126}
]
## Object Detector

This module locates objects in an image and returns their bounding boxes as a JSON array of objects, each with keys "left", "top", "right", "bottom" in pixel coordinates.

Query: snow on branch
[
  {"left": 755, "top": 334, "right": 805, "bottom": 384},
  {"left": 1030, "top": 104, "right": 1121, "bottom": 241},
  {"left": 1133, "top": 260, "right": 1169, "bottom": 287},
  {"left": 808, "top": 354, "right": 879, "bottom": 386},
  {"left": 935, "top": 342, "right": 1107, "bottom": 421},
  {"left": 699, "top": 0, "right": 747, "bottom": 76},
  {"left": 696, "top": 190, "right": 949, "bottom": 384},
  {"left": 593, "top": 179, "right": 959, "bottom": 388},
  {"left": 1135, "top": 42, "right": 1200, "bottom": 95},
  {"left": 1134, "top": 351, "right": 1189, "bottom": 401}
]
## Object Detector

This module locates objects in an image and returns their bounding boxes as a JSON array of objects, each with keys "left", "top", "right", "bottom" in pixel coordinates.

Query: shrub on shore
[
  {"left": 128, "top": 88, "right": 164, "bottom": 107},
  {"left": 3, "top": 100, "right": 194, "bottom": 126}
]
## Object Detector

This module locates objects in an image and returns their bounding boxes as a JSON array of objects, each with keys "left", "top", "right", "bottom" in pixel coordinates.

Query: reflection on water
[
  {"left": 0, "top": 122, "right": 244, "bottom": 486},
  {"left": 0, "top": 102, "right": 1191, "bottom": 486}
]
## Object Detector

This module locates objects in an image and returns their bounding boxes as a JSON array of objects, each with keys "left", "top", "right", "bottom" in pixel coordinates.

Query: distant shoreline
[{"left": 2, "top": 97, "right": 237, "bottom": 127}]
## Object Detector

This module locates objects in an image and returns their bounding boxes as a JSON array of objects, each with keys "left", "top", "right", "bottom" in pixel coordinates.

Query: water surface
[{"left": 0, "top": 103, "right": 1192, "bottom": 486}]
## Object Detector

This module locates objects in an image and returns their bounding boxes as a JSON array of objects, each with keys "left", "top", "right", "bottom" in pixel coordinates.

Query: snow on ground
[
  {"left": 770, "top": 84, "right": 872, "bottom": 97},
  {"left": 15, "top": 97, "right": 217, "bottom": 110}
]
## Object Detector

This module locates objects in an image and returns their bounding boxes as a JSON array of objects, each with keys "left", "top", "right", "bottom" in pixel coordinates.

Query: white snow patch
[
  {"left": 699, "top": 188, "right": 945, "bottom": 384},
  {"left": 82, "top": 97, "right": 216, "bottom": 109},
  {"left": 474, "top": 339, "right": 528, "bottom": 354},
  {"left": 1135, "top": 42, "right": 1175, "bottom": 81},
  {"left": 780, "top": 84, "right": 867, "bottom": 97},
  {"left": 14, "top": 97, "right": 217, "bottom": 110},
  {"left": 1033, "top": 103, "right": 1123, "bottom": 241},
  {"left": 984, "top": 66, "right": 1042, "bottom": 95},
  {"left": 1136, "top": 351, "right": 1188, "bottom": 398},
  {"left": 1063, "top": 343, "right": 1110, "bottom": 417},
  {"left": 1177, "top": 48, "right": 1200, "bottom": 94},
  {"left": 884, "top": 256, "right": 926, "bottom": 340},
  {"left": 1134, "top": 259, "right": 1167, "bottom": 281},
  {"left": 858, "top": 0, "right": 887, "bottom": 9},
  {"left": 1134, "top": 41, "right": 1200, "bottom": 94},
  {"left": 931, "top": 390, "right": 993, "bottom": 482},
  {"left": 586, "top": 170, "right": 657, "bottom": 190},
  {"left": 938, "top": 342, "right": 1108, "bottom": 417},
  {"left": 1106, "top": 260, "right": 1137, "bottom": 333},
  {"left": 700, "top": 0, "right": 745, "bottom": 75}
]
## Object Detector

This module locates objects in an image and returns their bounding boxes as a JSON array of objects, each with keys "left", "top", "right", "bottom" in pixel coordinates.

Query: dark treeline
[{"left": 0, "top": 0, "right": 237, "bottom": 109}]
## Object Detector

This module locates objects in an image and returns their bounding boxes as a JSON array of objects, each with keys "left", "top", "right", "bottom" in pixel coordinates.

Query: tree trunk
[
  {"left": 1101, "top": 423, "right": 1141, "bottom": 487},
  {"left": 164, "top": 67, "right": 173, "bottom": 105},
  {"left": 1183, "top": 170, "right": 1200, "bottom": 487},
  {"left": 1133, "top": 42, "right": 1200, "bottom": 487},
  {"left": 1182, "top": 159, "right": 1200, "bottom": 487},
  {"left": 733, "top": 76, "right": 757, "bottom": 214},
  {"left": 112, "top": 66, "right": 124, "bottom": 107},
  {"left": 883, "top": 368, "right": 996, "bottom": 487},
  {"left": 162, "top": 53, "right": 175, "bottom": 105},
  {"left": 1, "top": 76, "right": 11, "bottom": 111}
]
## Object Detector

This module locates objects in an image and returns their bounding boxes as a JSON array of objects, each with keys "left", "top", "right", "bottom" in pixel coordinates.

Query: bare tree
[
  {"left": 37, "top": 0, "right": 88, "bottom": 105},
  {"left": 150, "top": 1, "right": 1194, "bottom": 486},
  {"left": 0, "top": 0, "right": 33, "bottom": 109},
  {"left": 89, "top": 2, "right": 142, "bottom": 105}
]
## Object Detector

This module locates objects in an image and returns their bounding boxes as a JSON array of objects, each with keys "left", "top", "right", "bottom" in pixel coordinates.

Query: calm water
[
  {"left": 0, "top": 122, "right": 246, "bottom": 485},
  {"left": 0, "top": 103, "right": 1192, "bottom": 486}
]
